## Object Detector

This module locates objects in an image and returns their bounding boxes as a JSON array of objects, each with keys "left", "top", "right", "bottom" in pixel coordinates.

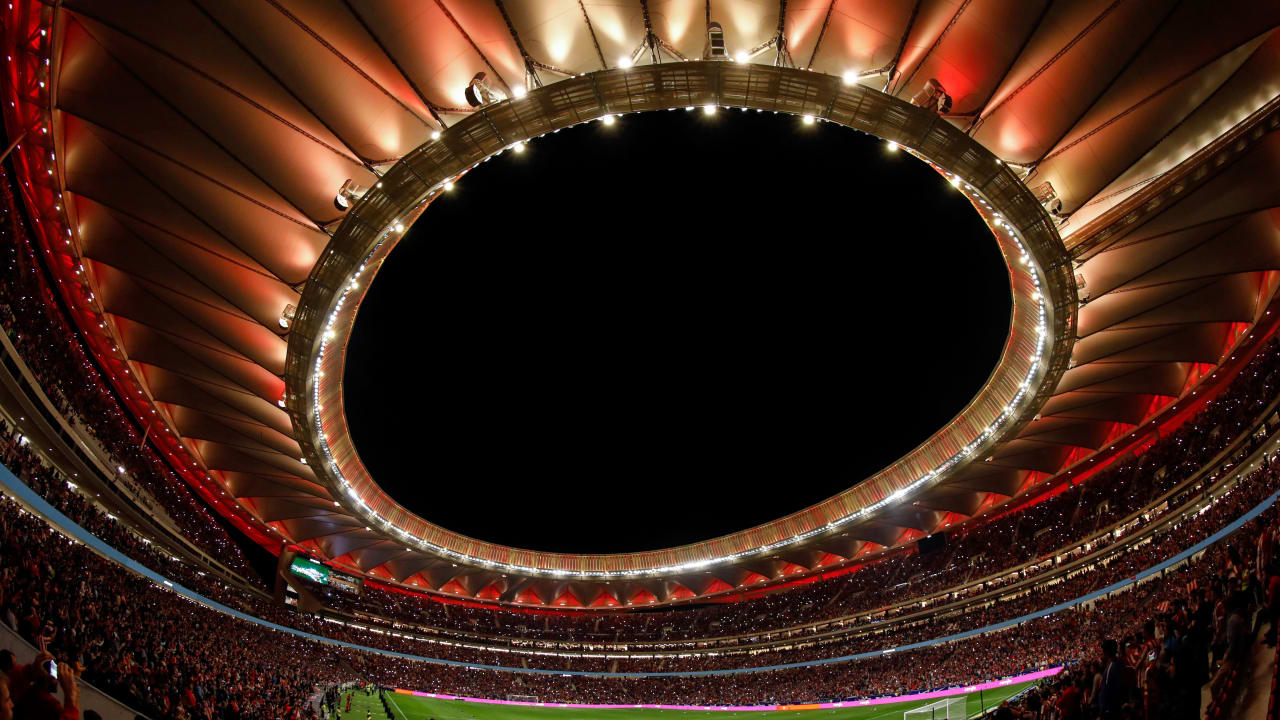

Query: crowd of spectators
[
  {"left": 0, "top": 495, "right": 331, "bottom": 719},
  {"left": 1, "top": 454, "right": 1276, "bottom": 714},
  {"left": 6, "top": 357, "right": 1278, "bottom": 703},
  {"left": 0, "top": 418, "right": 277, "bottom": 610},
  {"left": 982, "top": 530, "right": 1272, "bottom": 720}
]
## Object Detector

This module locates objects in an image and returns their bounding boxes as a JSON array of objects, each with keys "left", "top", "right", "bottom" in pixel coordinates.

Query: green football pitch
[{"left": 336, "top": 680, "right": 1034, "bottom": 720}]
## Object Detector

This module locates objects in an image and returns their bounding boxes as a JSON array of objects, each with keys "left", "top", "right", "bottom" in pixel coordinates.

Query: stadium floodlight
[
  {"left": 903, "top": 696, "right": 966, "bottom": 720},
  {"left": 333, "top": 178, "right": 364, "bottom": 211},
  {"left": 463, "top": 71, "right": 504, "bottom": 107},
  {"left": 910, "top": 77, "right": 952, "bottom": 114},
  {"left": 704, "top": 22, "right": 727, "bottom": 60},
  {"left": 278, "top": 303, "right": 296, "bottom": 330}
]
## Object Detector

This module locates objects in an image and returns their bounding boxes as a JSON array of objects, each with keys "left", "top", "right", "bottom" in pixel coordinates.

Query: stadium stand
[{"left": 2, "top": 453, "right": 1277, "bottom": 711}]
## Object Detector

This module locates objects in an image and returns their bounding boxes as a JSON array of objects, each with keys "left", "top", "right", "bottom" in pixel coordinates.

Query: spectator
[
  {"left": 0, "top": 674, "right": 10, "bottom": 720},
  {"left": 1224, "top": 590, "right": 1252, "bottom": 664},
  {"left": 10, "top": 654, "right": 77, "bottom": 720},
  {"left": 1053, "top": 675, "right": 1082, "bottom": 720},
  {"left": 1096, "top": 638, "right": 1130, "bottom": 718}
]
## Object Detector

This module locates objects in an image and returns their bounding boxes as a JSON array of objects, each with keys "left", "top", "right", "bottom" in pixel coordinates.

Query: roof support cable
[
  {"left": 773, "top": 0, "right": 793, "bottom": 67},
  {"left": 1031, "top": 0, "right": 1184, "bottom": 167},
  {"left": 879, "top": 0, "right": 920, "bottom": 92},
  {"left": 968, "top": 0, "right": 1126, "bottom": 137},
  {"left": 491, "top": 0, "right": 577, "bottom": 90},
  {"left": 640, "top": 0, "right": 659, "bottom": 65},
  {"left": 893, "top": 0, "right": 971, "bottom": 96},
  {"left": 529, "top": 60, "right": 576, "bottom": 78},
  {"left": 630, "top": 0, "right": 688, "bottom": 67},
  {"left": 188, "top": 0, "right": 388, "bottom": 170},
  {"left": 264, "top": 0, "right": 434, "bottom": 131},
  {"left": 805, "top": 0, "right": 837, "bottom": 70},
  {"left": 577, "top": 0, "right": 608, "bottom": 70},
  {"left": 739, "top": 0, "right": 794, "bottom": 68},
  {"left": 433, "top": 0, "right": 513, "bottom": 96},
  {"left": 341, "top": 0, "right": 450, "bottom": 131}
]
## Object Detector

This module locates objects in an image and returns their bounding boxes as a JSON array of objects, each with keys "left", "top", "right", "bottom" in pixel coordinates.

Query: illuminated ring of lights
[{"left": 284, "top": 62, "right": 1077, "bottom": 583}]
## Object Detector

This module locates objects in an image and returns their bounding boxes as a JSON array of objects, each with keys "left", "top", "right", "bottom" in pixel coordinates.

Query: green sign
[{"left": 289, "top": 556, "right": 330, "bottom": 584}]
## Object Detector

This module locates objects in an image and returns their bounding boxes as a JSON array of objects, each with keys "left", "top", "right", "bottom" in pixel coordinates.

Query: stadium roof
[{"left": 4, "top": 0, "right": 1280, "bottom": 607}]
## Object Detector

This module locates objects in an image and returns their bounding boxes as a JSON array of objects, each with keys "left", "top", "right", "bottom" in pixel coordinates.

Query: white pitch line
[{"left": 389, "top": 693, "right": 410, "bottom": 720}]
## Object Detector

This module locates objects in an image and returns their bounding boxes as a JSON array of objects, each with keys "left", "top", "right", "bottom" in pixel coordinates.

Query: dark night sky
[{"left": 343, "top": 110, "right": 1010, "bottom": 554}]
